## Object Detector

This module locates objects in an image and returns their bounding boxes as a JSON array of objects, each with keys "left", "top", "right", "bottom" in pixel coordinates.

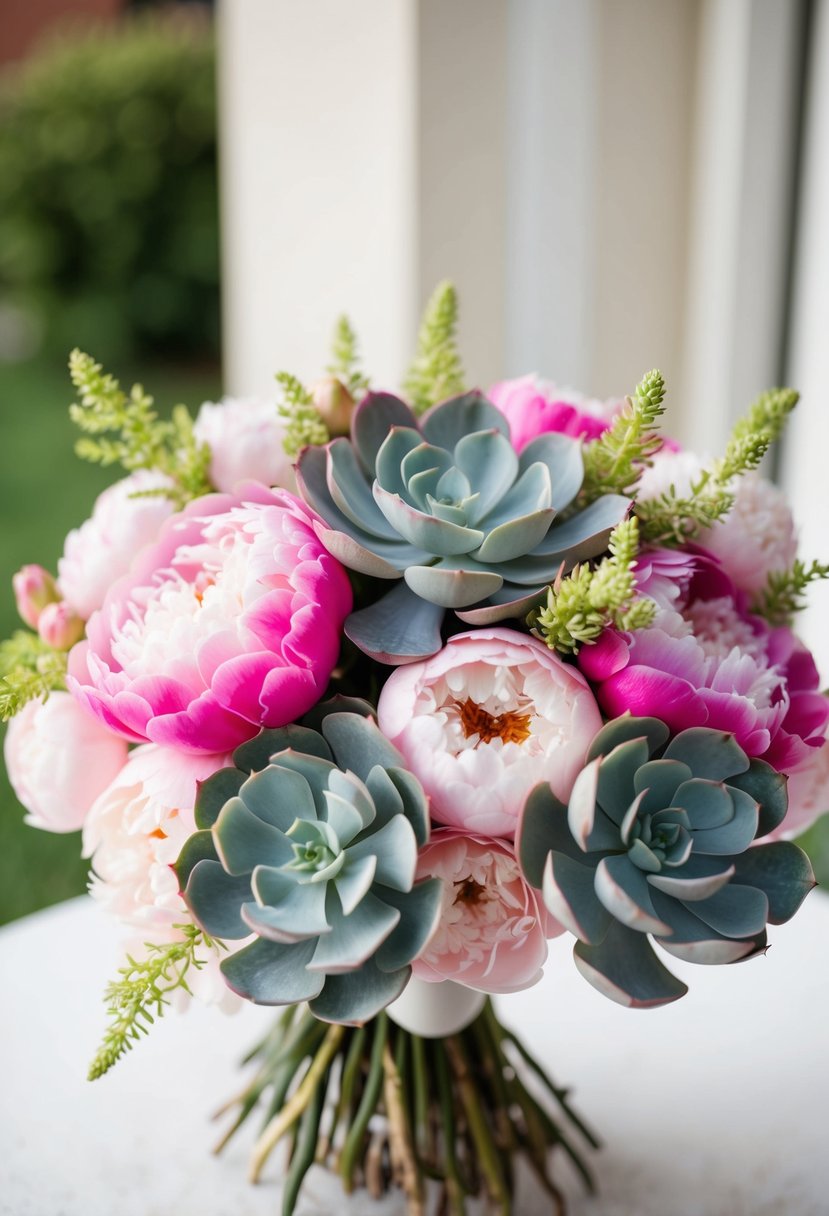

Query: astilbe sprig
[
  {"left": 752, "top": 558, "right": 829, "bottom": 627},
  {"left": 88, "top": 925, "right": 221, "bottom": 1080},
  {"left": 530, "top": 516, "right": 655, "bottom": 655},
  {"left": 637, "top": 386, "right": 800, "bottom": 546},
  {"left": 326, "top": 314, "right": 370, "bottom": 398},
  {"left": 0, "top": 630, "right": 67, "bottom": 721},
  {"left": 68, "top": 349, "right": 213, "bottom": 508},
  {"left": 403, "top": 280, "right": 467, "bottom": 414},
  {"left": 276, "top": 371, "right": 330, "bottom": 457},
  {"left": 580, "top": 369, "right": 666, "bottom": 502}
]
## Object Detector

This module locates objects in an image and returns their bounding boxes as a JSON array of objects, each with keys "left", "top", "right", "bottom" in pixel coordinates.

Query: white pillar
[
  {"left": 781, "top": 0, "right": 829, "bottom": 678},
  {"left": 218, "top": 0, "right": 508, "bottom": 398}
]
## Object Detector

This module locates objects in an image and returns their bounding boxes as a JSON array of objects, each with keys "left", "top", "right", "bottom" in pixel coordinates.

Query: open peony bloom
[
  {"left": 84, "top": 744, "right": 238, "bottom": 1007},
  {"left": 488, "top": 374, "right": 620, "bottom": 453},
  {"left": 4, "top": 692, "right": 128, "bottom": 832},
  {"left": 58, "top": 470, "right": 177, "bottom": 621},
  {"left": 703, "top": 472, "right": 798, "bottom": 596},
  {"left": 377, "top": 627, "right": 603, "bottom": 837},
  {"left": 193, "top": 396, "right": 295, "bottom": 493},
  {"left": 579, "top": 547, "right": 829, "bottom": 776},
  {"left": 412, "top": 829, "right": 561, "bottom": 993},
  {"left": 67, "top": 485, "right": 352, "bottom": 754}
]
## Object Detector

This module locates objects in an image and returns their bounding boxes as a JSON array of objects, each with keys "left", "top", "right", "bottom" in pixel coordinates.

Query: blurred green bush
[{"left": 0, "top": 12, "right": 219, "bottom": 365}]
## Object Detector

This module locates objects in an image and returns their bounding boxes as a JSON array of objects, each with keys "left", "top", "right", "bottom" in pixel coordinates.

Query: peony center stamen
[
  {"left": 455, "top": 697, "right": 532, "bottom": 746},
  {"left": 453, "top": 876, "right": 488, "bottom": 907}
]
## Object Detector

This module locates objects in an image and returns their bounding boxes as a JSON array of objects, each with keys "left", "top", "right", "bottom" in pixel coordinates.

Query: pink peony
[
  {"left": 58, "top": 470, "right": 176, "bottom": 620},
  {"left": 411, "top": 829, "right": 561, "bottom": 993},
  {"left": 12, "top": 564, "right": 59, "bottom": 629},
  {"left": 488, "top": 374, "right": 620, "bottom": 452},
  {"left": 377, "top": 627, "right": 603, "bottom": 837},
  {"left": 193, "top": 396, "right": 295, "bottom": 494},
  {"left": 766, "top": 725, "right": 829, "bottom": 840},
  {"left": 579, "top": 547, "right": 829, "bottom": 775},
  {"left": 4, "top": 692, "right": 128, "bottom": 832},
  {"left": 67, "top": 485, "right": 352, "bottom": 754},
  {"left": 84, "top": 744, "right": 239, "bottom": 1008}
]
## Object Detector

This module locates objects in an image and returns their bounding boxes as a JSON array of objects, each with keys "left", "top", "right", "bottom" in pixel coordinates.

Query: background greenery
[{"left": 0, "top": 13, "right": 219, "bottom": 365}]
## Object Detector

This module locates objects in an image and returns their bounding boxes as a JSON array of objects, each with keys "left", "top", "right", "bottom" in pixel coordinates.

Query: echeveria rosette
[
  {"left": 517, "top": 715, "right": 816, "bottom": 1008},
  {"left": 296, "top": 391, "right": 630, "bottom": 663},
  {"left": 177, "top": 705, "right": 443, "bottom": 1025},
  {"left": 67, "top": 485, "right": 352, "bottom": 754}
]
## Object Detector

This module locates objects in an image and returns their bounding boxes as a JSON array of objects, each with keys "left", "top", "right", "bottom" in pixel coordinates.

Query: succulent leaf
[
  {"left": 179, "top": 707, "right": 439, "bottom": 1023},
  {"left": 297, "top": 391, "right": 631, "bottom": 661},
  {"left": 517, "top": 715, "right": 815, "bottom": 1006}
]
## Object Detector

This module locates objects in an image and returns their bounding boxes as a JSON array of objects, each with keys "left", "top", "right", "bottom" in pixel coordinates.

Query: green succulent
[
  {"left": 296, "top": 391, "right": 630, "bottom": 662},
  {"left": 176, "top": 702, "right": 442, "bottom": 1025},
  {"left": 517, "top": 715, "right": 815, "bottom": 1008}
]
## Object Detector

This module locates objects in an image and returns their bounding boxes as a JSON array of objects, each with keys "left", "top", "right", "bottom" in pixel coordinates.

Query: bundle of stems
[{"left": 213, "top": 999, "right": 599, "bottom": 1216}]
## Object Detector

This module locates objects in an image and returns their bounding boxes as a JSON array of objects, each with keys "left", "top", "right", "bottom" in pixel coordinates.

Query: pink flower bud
[
  {"left": 311, "top": 376, "right": 355, "bottom": 436},
  {"left": 12, "top": 564, "right": 58, "bottom": 629},
  {"left": 37, "top": 601, "right": 85, "bottom": 650}
]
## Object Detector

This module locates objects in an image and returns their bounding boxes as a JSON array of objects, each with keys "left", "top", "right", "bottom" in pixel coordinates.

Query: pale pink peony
[
  {"left": 4, "top": 692, "right": 128, "bottom": 832},
  {"left": 84, "top": 744, "right": 239, "bottom": 1008},
  {"left": 635, "top": 448, "right": 706, "bottom": 502},
  {"left": 193, "top": 396, "right": 295, "bottom": 493},
  {"left": 488, "top": 374, "right": 621, "bottom": 452},
  {"left": 377, "top": 628, "right": 603, "bottom": 837},
  {"left": 67, "top": 485, "right": 352, "bottom": 754},
  {"left": 412, "top": 830, "right": 561, "bottom": 993},
  {"left": 58, "top": 470, "right": 176, "bottom": 620},
  {"left": 703, "top": 473, "right": 798, "bottom": 596}
]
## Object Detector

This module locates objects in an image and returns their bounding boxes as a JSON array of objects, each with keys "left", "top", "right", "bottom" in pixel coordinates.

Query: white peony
[
  {"left": 704, "top": 472, "right": 798, "bottom": 595},
  {"left": 4, "top": 692, "right": 128, "bottom": 832},
  {"left": 57, "top": 469, "right": 175, "bottom": 619},
  {"left": 193, "top": 396, "right": 295, "bottom": 493},
  {"left": 83, "top": 743, "right": 238, "bottom": 1008}
]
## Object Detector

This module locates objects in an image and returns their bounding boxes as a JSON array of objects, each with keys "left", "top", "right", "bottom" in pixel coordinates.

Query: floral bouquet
[{"left": 3, "top": 283, "right": 827, "bottom": 1215}]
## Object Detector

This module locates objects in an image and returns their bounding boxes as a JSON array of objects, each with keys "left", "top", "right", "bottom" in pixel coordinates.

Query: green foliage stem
[
  {"left": 580, "top": 369, "right": 666, "bottom": 501},
  {"left": 326, "top": 315, "right": 370, "bottom": 398},
  {"left": 88, "top": 925, "right": 220, "bottom": 1080},
  {"left": 403, "top": 281, "right": 466, "bottom": 414},
  {"left": 0, "top": 630, "right": 67, "bottom": 721},
  {"left": 752, "top": 558, "right": 829, "bottom": 626},
  {"left": 530, "top": 516, "right": 656, "bottom": 654},
  {"left": 68, "top": 349, "right": 212, "bottom": 507},
  {"left": 276, "top": 371, "right": 330, "bottom": 458},
  {"left": 637, "top": 386, "right": 800, "bottom": 546}
]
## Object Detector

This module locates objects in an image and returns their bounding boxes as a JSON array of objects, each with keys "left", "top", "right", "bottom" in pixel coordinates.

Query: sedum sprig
[
  {"left": 68, "top": 350, "right": 212, "bottom": 507},
  {"left": 276, "top": 371, "right": 330, "bottom": 458},
  {"left": 326, "top": 315, "right": 370, "bottom": 398},
  {"left": 637, "top": 386, "right": 800, "bottom": 546},
  {"left": 530, "top": 516, "right": 655, "bottom": 654},
  {"left": 403, "top": 280, "right": 466, "bottom": 414},
  {"left": 752, "top": 558, "right": 829, "bottom": 627},
  {"left": 580, "top": 370, "right": 666, "bottom": 502},
  {"left": 88, "top": 925, "right": 220, "bottom": 1080},
  {"left": 0, "top": 630, "right": 67, "bottom": 721}
]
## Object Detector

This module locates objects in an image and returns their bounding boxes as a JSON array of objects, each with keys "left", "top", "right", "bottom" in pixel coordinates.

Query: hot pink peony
[
  {"left": 67, "top": 484, "right": 352, "bottom": 754},
  {"left": 488, "top": 374, "right": 620, "bottom": 452},
  {"left": 4, "top": 692, "right": 128, "bottom": 832},
  {"left": 193, "top": 396, "right": 295, "bottom": 493},
  {"left": 579, "top": 547, "right": 829, "bottom": 775},
  {"left": 377, "top": 627, "right": 603, "bottom": 837},
  {"left": 58, "top": 470, "right": 177, "bottom": 620},
  {"left": 411, "top": 830, "right": 561, "bottom": 993}
]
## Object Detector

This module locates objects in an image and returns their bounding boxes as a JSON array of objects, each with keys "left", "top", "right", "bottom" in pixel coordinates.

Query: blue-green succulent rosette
[
  {"left": 296, "top": 391, "right": 630, "bottom": 663},
  {"left": 175, "top": 701, "right": 443, "bottom": 1025},
  {"left": 517, "top": 714, "right": 816, "bottom": 1008}
]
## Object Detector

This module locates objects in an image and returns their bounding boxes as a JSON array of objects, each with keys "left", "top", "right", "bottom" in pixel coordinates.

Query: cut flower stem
[{"left": 215, "top": 999, "right": 598, "bottom": 1215}]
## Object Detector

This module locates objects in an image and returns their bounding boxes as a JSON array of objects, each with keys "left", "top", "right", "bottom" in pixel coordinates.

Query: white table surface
[{"left": 2, "top": 893, "right": 828, "bottom": 1216}]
